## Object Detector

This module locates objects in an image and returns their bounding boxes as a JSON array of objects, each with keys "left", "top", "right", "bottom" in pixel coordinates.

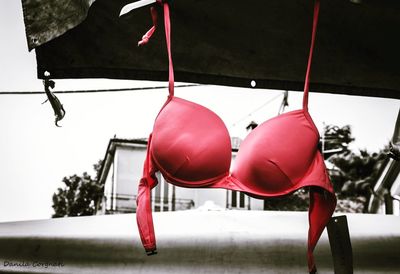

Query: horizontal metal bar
[{"left": 0, "top": 211, "right": 399, "bottom": 273}]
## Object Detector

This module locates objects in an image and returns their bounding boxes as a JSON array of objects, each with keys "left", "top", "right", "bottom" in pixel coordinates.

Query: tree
[
  {"left": 321, "top": 124, "right": 354, "bottom": 158},
  {"left": 323, "top": 124, "right": 388, "bottom": 212},
  {"left": 52, "top": 160, "right": 104, "bottom": 218},
  {"left": 330, "top": 151, "right": 385, "bottom": 193},
  {"left": 263, "top": 188, "right": 309, "bottom": 211}
]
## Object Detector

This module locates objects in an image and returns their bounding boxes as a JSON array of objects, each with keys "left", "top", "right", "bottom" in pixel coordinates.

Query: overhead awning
[{"left": 22, "top": 0, "right": 400, "bottom": 99}]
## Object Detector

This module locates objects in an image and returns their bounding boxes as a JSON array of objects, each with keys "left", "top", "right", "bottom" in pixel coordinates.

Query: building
[{"left": 97, "top": 137, "right": 265, "bottom": 214}]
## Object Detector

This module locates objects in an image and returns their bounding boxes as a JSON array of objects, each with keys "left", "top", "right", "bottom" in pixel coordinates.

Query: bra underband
[{"left": 134, "top": 1, "right": 336, "bottom": 273}]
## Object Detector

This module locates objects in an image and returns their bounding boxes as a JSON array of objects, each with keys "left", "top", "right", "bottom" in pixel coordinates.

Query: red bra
[{"left": 135, "top": 1, "right": 336, "bottom": 273}]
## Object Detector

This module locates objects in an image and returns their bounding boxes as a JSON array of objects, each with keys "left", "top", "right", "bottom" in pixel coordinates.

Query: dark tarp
[
  {"left": 22, "top": 0, "right": 400, "bottom": 99},
  {"left": 22, "top": 0, "right": 95, "bottom": 49}
]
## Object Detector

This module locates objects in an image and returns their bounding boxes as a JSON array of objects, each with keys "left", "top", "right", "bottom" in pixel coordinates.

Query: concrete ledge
[{"left": 0, "top": 211, "right": 399, "bottom": 273}]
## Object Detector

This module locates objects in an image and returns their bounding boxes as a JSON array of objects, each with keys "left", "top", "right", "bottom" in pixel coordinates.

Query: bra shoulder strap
[
  {"left": 303, "top": 0, "right": 320, "bottom": 111},
  {"left": 138, "top": 2, "right": 174, "bottom": 97},
  {"left": 163, "top": 3, "right": 174, "bottom": 97}
]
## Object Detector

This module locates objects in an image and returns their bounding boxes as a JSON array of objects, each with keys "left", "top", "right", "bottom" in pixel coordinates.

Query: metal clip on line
[{"left": 42, "top": 72, "right": 65, "bottom": 127}]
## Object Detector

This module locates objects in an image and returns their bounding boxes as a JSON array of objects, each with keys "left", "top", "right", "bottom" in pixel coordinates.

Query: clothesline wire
[
  {"left": 2, "top": 84, "right": 286, "bottom": 126},
  {"left": 231, "top": 92, "right": 284, "bottom": 127},
  {"left": 0, "top": 84, "right": 199, "bottom": 95}
]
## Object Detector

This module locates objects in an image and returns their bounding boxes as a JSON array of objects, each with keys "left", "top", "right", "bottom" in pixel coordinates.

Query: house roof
[{"left": 97, "top": 138, "right": 148, "bottom": 186}]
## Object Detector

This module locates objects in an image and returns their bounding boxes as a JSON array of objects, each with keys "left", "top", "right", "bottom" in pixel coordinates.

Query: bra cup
[
  {"left": 151, "top": 97, "right": 232, "bottom": 184},
  {"left": 232, "top": 111, "right": 319, "bottom": 194}
]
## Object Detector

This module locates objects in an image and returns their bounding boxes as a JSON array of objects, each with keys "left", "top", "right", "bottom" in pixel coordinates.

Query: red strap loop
[
  {"left": 138, "top": 2, "right": 174, "bottom": 97},
  {"left": 138, "top": 7, "right": 158, "bottom": 46}
]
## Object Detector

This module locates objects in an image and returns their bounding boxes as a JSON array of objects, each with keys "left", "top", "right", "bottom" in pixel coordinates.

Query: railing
[{"left": 103, "top": 194, "right": 194, "bottom": 214}]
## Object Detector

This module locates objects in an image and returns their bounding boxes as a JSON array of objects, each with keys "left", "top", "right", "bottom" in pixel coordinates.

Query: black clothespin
[
  {"left": 42, "top": 71, "right": 65, "bottom": 127},
  {"left": 278, "top": 90, "right": 289, "bottom": 115}
]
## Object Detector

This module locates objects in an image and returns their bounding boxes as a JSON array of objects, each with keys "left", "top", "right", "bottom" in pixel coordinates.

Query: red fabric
[
  {"left": 136, "top": 134, "right": 158, "bottom": 252},
  {"left": 303, "top": 0, "right": 320, "bottom": 111},
  {"left": 138, "top": 3, "right": 174, "bottom": 96},
  {"left": 137, "top": 7, "right": 158, "bottom": 46},
  {"left": 136, "top": 0, "right": 336, "bottom": 272}
]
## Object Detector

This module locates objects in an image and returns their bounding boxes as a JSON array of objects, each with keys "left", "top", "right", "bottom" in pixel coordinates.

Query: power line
[
  {"left": 0, "top": 84, "right": 200, "bottom": 95},
  {"left": 231, "top": 93, "right": 283, "bottom": 127}
]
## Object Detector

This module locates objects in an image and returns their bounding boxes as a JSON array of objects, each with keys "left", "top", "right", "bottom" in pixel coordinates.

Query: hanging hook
[{"left": 42, "top": 71, "right": 65, "bottom": 127}]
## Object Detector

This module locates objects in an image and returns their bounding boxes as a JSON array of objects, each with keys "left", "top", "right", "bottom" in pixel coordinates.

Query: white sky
[{"left": 0, "top": 1, "right": 398, "bottom": 222}]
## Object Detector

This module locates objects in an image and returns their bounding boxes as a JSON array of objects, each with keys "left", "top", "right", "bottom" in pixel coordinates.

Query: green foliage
[
  {"left": 52, "top": 160, "right": 104, "bottom": 218},
  {"left": 329, "top": 150, "right": 386, "bottom": 196},
  {"left": 323, "top": 124, "right": 354, "bottom": 154},
  {"left": 335, "top": 196, "right": 367, "bottom": 213},
  {"left": 324, "top": 124, "right": 388, "bottom": 213},
  {"left": 263, "top": 189, "right": 309, "bottom": 211}
]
